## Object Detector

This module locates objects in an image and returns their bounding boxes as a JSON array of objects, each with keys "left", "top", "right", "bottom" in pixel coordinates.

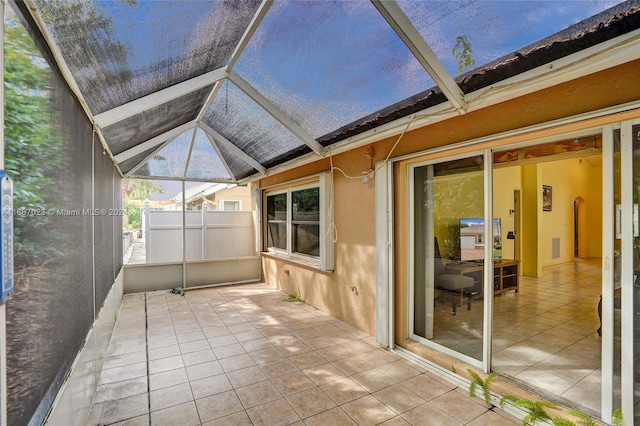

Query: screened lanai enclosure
[{"left": 1, "top": 0, "right": 640, "bottom": 425}]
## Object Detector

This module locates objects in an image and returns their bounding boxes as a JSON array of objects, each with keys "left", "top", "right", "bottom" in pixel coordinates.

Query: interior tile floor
[
  {"left": 432, "top": 258, "right": 613, "bottom": 415},
  {"left": 88, "top": 283, "right": 520, "bottom": 426}
]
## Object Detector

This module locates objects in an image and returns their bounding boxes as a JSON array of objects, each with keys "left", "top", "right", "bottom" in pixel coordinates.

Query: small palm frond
[{"left": 567, "top": 409, "right": 597, "bottom": 426}]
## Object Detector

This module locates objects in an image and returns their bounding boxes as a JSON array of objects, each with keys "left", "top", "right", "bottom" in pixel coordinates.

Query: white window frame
[
  {"left": 263, "top": 173, "right": 334, "bottom": 272},
  {"left": 219, "top": 199, "right": 241, "bottom": 211}
]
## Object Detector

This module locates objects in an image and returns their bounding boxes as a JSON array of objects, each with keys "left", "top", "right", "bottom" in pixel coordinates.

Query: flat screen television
[{"left": 459, "top": 218, "right": 502, "bottom": 262}]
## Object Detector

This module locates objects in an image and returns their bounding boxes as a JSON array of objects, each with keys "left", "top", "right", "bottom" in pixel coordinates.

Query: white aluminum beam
[
  {"left": 199, "top": 122, "right": 267, "bottom": 175},
  {"left": 227, "top": 0, "right": 273, "bottom": 72},
  {"left": 114, "top": 121, "right": 196, "bottom": 163},
  {"left": 182, "top": 127, "right": 199, "bottom": 179},
  {"left": 95, "top": 67, "right": 227, "bottom": 128},
  {"left": 371, "top": 0, "right": 466, "bottom": 114},
  {"left": 227, "top": 71, "right": 325, "bottom": 156},
  {"left": 196, "top": 78, "right": 225, "bottom": 122},
  {"left": 203, "top": 131, "right": 239, "bottom": 183}
]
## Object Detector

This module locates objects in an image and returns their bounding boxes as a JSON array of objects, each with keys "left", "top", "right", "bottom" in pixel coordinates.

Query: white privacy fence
[{"left": 142, "top": 203, "right": 254, "bottom": 264}]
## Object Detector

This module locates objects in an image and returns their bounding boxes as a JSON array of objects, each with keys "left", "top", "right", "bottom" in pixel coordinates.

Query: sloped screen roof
[{"left": 26, "top": 0, "right": 640, "bottom": 183}]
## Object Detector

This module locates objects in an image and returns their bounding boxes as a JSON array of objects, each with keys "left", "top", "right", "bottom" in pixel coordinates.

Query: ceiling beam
[
  {"left": 199, "top": 122, "right": 267, "bottom": 175},
  {"left": 182, "top": 127, "right": 199, "bottom": 179},
  {"left": 227, "top": 0, "right": 273, "bottom": 72},
  {"left": 114, "top": 121, "right": 196, "bottom": 163},
  {"left": 227, "top": 71, "right": 325, "bottom": 156},
  {"left": 203, "top": 132, "right": 239, "bottom": 183},
  {"left": 196, "top": 79, "right": 224, "bottom": 123},
  {"left": 371, "top": 0, "right": 467, "bottom": 114},
  {"left": 95, "top": 67, "right": 227, "bottom": 128}
]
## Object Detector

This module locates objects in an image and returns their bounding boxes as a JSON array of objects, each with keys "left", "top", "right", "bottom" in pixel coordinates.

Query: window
[
  {"left": 220, "top": 200, "right": 241, "bottom": 211},
  {"left": 264, "top": 174, "right": 333, "bottom": 271}
]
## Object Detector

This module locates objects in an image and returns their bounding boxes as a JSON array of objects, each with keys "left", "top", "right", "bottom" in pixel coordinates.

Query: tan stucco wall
[
  {"left": 259, "top": 59, "right": 640, "bottom": 337},
  {"left": 214, "top": 185, "right": 252, "bottom": 211},
  {"left": 260, "top": 148, "right": 378, "bottom": 335}
]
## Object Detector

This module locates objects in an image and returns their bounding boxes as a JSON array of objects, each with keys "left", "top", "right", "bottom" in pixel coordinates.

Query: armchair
[{"left": 434, "top": 238, "right": 475, "bottom": 315}]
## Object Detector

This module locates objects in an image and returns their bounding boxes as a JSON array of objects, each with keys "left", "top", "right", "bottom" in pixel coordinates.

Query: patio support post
[
  {"left": 144, "top": 199, "right": 150, "bottom": 263},
  {"left": 201, "top": 204, "right": 207, "bottom": 260},
  {"left": 182, "top": 181, "right": 187, "bottom": 288}
]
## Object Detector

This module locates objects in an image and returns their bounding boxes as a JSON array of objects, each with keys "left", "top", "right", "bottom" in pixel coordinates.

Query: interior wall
[
  {"left": 493, "top": 167, "right": 522, "bottom": 261},
  {"left": 538, "top": 157, "right": 603, "bottom": 265}
]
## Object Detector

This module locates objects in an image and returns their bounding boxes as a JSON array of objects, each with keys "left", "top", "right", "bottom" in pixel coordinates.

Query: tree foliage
[
  {"left": 122, "top": 178, "right": 163, "bottom": 229},
  {"left": 4, "top": 16, "right": 62, "bottom": 263},
  {"left": 452, "top": 35, "right": 475, "bottom": 76}
]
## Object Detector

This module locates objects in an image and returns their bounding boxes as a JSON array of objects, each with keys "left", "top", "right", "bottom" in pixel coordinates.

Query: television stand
[{"left": 444, "top": 259, "right": 519, "bottom": 299}]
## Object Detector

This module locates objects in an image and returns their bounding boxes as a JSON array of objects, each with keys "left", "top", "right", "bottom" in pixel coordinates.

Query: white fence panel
[{"left": 144, "top": 203, "right": 254, "bottom": 263}]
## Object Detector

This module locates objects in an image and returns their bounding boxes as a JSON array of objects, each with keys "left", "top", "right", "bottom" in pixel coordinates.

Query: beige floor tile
[
  {"left": 271, "top": 371, "right": 317, "bottom": 396},
  {"left": 226, "top": 365, "right": 268, "bottom": 388},
  {"left": 201, "top": 410, "right": 252, "bottom": 426},
  {"left": 400, "top": 402, "right": 460, "bottom": 426},
  {"left": 218, "top": 353, "right": 256, "bottom": 372},
  {"left": 98, "top": 362, "right": 147, "bottom": 386},
  {"left": 212, "top": 342, "right": 247, "bottom": 359},
  {"left": 150, "top": 401, "right": 200, "bottom": 426},
  {"left": 431, "top": 389, "right": 488, "bottom": 423},
  {"left": 190, "top": 373, "right": 233, "bottom": 399},
  {"left": 260, "top": 358, "right": 300, "bottom": 378},
  {"left": 102, "top": 351, "right": 147, "bottom": 370},
  {"left": 241, "top": 337, "right": 275, "bottom": 353},
  {"left": 465, "top": 409, "right": 521, "bottom": 426},
  {"left": 290, "top": 351, "right": 328, "bottom": 370},
  {"left": 177, "top": 330, "right": 206, "bottom": 343},
  {"left": 246, "top": 397, "right": 301, "bottom": 425},
  {"left": 303, "top": 363, "right": 346, "bottom": 386},
  {"left": 180, "top": 339, "right": 211, "bottom": 354},
  {"left": 93, "top": 377, "right": 148, "bottom": 404},
  {"left": 373, "top": 384, "right": 426, "bottom": 414},
  {"left": 148, "top": 354, "right": 184, "bottom": 375},
  {"left": 195, "top": 389, "right": 244, "bottom": 423},
  {"left": 341, "top": 395, "right": 396, "bottom": 426},
  {"left": 208, "top": 334, "right": 239, "bottom": 348},
  {"left": 148, "top": 344, "right": 181, "bottom": 361},
  {"left": 182, "top": 348, "right": 216, "bottom": 366},
  {"left": 100, "top": 393, "right": 149, "bottom": 425},
  {"left": 320, "top": 377, "right": 368, "bottom": 405},
  {"left": 186, "top": 360, "right": 224, "bottom": 381},
  {"left": 236, "top": 380, "right": 282, "bottom": 409},
  {"left": 111, "top": 414, "right": 150, "bottom": 426},
  {"left": 249, "top": 346, "right": 286, "bottom": 365},
  {"left": 331, "top": 355, "right": 375, "bottom": 376},
  {"left": 149, "top": 367, "right": 189, "bottom": 391},
  {"left": 149, "top": 382, "right": 193, "bottom": 412},
  {"left": 287, "top": 387, "right": 337, "bottom": 419},
  {"left": 381, "top": 360, "right": 422, "bottom": 382},
  {"left": 303, "top": 407, "right": 357, "bottom": 425},
  {"left": 351, "top": 367, "right": 398, "bottom": 393}
]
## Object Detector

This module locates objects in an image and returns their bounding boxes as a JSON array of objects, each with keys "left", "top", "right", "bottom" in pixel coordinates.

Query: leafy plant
[
  {"left": 467, "top": 368, "right": 498, "bottom": 407},
  {"left": 286, "top": 288, "right": 302, "bottom": 303},
  {"left": 452, "top": 35, "right": 475, "bottom": 76},
  {"left": 612, "top": 408, "right": 623, "bottom": 426},
  {"left": 500, "top": 396, "right": 557, "bottom": 425},
  {"left": 499, "top": 396, "right": 606, "bottom": 426}
]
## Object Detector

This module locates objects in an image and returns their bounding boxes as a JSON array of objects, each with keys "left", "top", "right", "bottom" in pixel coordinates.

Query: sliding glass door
[
  {"left": 616, "top": 120, "right": 640, "bottom": 424},
  {"left": 409, "top": 153, "right": 491, "bottom": 366}
]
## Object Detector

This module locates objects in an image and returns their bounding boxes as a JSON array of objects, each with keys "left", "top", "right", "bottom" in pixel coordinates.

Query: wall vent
[{"left": 552, "top": 238, "right": 561, "bottom": 259}]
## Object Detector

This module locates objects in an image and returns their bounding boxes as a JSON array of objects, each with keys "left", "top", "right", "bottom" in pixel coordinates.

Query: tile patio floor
[{"left": 88, "top": 283, "right": 520, "bottom": 425}]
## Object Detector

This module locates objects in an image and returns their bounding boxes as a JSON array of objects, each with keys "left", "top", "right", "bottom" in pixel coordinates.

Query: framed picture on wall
[{"left": 542, "top": 185, "right": 552, "bottom": 211}]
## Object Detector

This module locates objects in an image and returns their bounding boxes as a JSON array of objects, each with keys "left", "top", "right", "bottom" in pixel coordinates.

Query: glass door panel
[{"left": 411, "top": 155, "right": 485, "bottom": 362}]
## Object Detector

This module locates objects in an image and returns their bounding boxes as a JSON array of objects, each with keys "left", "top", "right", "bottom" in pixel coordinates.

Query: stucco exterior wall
[{"left": 259, "top": 59, "right": 640, "bottom": 337}]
